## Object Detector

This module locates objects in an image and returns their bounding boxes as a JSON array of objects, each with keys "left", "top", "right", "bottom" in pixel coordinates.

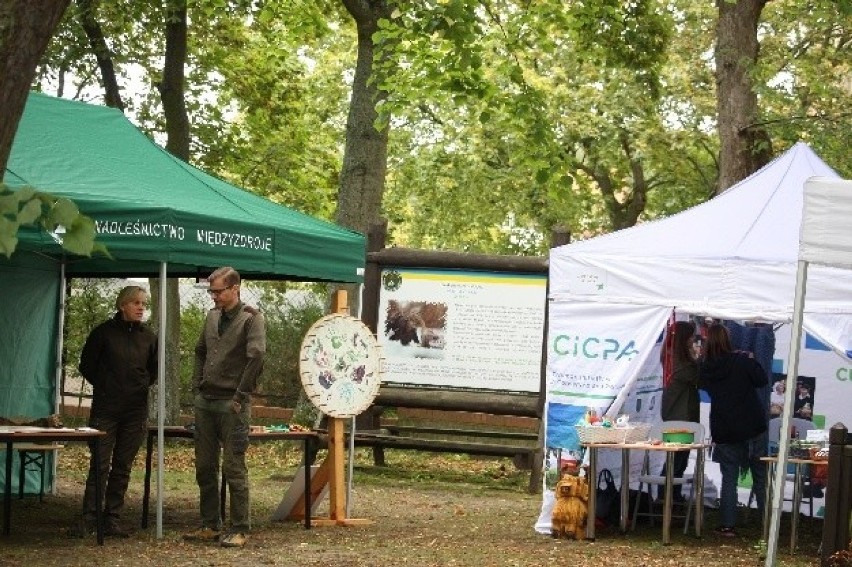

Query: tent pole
[
  {"left": 347, "top": 416, "right": 356, "bottom": 519},
  {"left": 765, "top": 260, "right": 809, "bottom": 566},
  {"left": 346, "top": 284, "right": 362, "bottom": 518},
  {"left": 51, "top": 261, "right": 67, "bottom": 495},
  {"left": 156, "top": 262, "right": 167, "bottom": 539}
]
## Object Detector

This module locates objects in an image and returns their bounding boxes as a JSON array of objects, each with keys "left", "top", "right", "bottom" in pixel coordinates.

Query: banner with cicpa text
[{"left": 535, "top": 301, "right": 669, "bottom": 534}]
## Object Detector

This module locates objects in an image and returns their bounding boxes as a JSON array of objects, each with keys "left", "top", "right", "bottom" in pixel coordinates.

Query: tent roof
[
  {"left": 549, "top": 143, "right": 851, "bottom": 327},
  {"left": 558, "top": 142, "right": 837, "bottom": 262},
  {"left": 4, "top": 93, "right": 365, "bottom": 282}
]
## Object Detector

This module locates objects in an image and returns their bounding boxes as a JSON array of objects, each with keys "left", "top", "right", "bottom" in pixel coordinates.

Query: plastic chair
[{"left": 631, "top": 420, "right": 705, "bottom": 534}]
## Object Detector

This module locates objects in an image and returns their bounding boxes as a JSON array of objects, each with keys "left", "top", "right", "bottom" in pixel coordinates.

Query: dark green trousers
[{"left": 193, "top": 395, "right": 251, "bottom": 532}]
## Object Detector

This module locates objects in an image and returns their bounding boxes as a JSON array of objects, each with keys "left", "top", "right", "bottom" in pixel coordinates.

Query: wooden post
[
  {"left": 332, "top": 288, "right": 349, "bottom": 316},
  {"left": 360, "top": 219, "right": 386, "bottom": 335},
  {"left": 820, "top": 422, "right": 851, "bottom": 565},
  {"left": 308, "top": 289, "right": 372, "bottom": 527},
  {"left": 327, "top": 416, "right": 347, "bottom": 521},
  {"left": 360, "top": 220, "right": 387, "bottom": 466}
]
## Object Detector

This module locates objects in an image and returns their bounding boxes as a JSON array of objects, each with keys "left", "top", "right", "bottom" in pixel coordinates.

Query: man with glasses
[{"left": 183, "top": 267, "right": 266, "bottom": 548}]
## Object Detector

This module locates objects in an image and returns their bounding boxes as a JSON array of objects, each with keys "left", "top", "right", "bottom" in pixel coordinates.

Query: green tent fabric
[
  {"left": 1, "top": 93, "right": 365, "bottom": 496},
  {"left": 4, "top": 92, "right": 365, "bottom": 282},
  {"left": 0, "top": 255, "right": 61, "bottom": 496}
]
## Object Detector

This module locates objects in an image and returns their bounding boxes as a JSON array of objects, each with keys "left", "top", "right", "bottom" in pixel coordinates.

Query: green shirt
[{"left": 218, "top": 301, "right": 243, "bottom": 335}]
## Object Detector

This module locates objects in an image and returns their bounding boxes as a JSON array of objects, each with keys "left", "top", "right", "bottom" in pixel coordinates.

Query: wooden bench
[
  {"left": 384, "top": 424, "right": 537, "bottom": 440},
  {"left": 12, "top": 443, "right": 63, "bottom": 501},
  {"left": 351, "top": 425, "right": 538, "bottom": 468}
]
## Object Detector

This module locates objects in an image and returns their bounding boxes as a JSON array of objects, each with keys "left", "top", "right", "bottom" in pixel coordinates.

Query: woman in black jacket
[
  {"left": 70, "top": 285, "right": 157, "bottom": 538},
  {"left": 659, "top": 320, "right": 700, "bottom": 501},
  {"left": 699, "top": 323, "right": 768, "bottom": 537}
]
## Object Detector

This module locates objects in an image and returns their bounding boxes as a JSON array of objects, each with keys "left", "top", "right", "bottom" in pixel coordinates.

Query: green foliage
[
  {"left": 64, "top": 279, "right": 117, "bottom": 385},
  {"left": 256, "top": 287, "right": 326, "bottom": 408},
  {"left": 64, "top": 279, "right": 327, "bottom": 412},
  {"left": 0, "top": 183, "right": 103, "bottom": 258},
  {"left": 198, "top": 1, "right": 348, "bottom": 220},
  {"left": 178, "top": 302, "right": 207, "bottom": 405},
  {"left": 753, "top": 0, "right": 852, "bottom": 177},
  {"left": 32, "top": 0, "right": 851, "bottom": 255},
  {"left": 375, "top": 1, "right": 712, "bottom": 248},
  {"left": 566, "top": 0, "right": 672, "bottom": 97}
]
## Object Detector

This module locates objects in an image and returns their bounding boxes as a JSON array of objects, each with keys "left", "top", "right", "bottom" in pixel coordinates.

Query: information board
[{"left": 377, "top": 268, "right": 547, "bottom": 392}]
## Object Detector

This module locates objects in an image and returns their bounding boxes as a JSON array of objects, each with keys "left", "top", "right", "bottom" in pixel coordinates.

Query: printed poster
[{"left": 377, "top": 268, "right": 547, "bottom": 392}]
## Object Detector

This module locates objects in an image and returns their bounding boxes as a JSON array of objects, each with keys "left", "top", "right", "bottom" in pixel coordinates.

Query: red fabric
[{"left": 662, "top": 311, "right": 676, "bottom": 388}]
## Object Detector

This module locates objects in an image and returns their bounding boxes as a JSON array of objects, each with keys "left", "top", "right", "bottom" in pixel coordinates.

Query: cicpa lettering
[{"left": 551, "top": 334, "right": 640, "bottom": 361}]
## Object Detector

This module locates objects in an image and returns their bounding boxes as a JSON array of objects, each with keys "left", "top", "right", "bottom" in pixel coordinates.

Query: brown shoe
[
  {"left": 182, "top": 526, "right": 220, "bottom": 542},
  {"left": 219, "top": 531, "right": 247, "bottom": 548}
]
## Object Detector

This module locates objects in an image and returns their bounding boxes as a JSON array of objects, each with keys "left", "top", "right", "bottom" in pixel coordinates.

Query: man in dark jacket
[
  {"left": 699, "top": 323, "right": 768, "bottom": 538},
  {"left": 71, "top": 285, "right": 157, "bottom": 538},
  {"left": 183, "top": 267, "right": 265, "bottom": 548}
]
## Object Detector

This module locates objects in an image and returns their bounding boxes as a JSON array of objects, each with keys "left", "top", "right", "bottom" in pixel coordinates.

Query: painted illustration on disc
[{"left": 299, "top": 314, "right": 385, "bottom": 418}]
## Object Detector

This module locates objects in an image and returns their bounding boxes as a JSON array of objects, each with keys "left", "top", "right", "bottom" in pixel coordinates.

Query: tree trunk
[
  {"left": 0, "top": 0, "right": 71, "bottom": 178},
  {"left": 715, "top": 0, "right": 772, "bottom": 193},
  {"left": 148, "top": 279, "right": 182, "bottom": 424},
  {"left": 76, "top": 0, "right": 123, "bottom": 111},
  {"left": 582, "top": 134, "right": 649, "bottom": 230},
  {"left": 157, "top": 0, "right": 190, "bottom": 161},
  {"left": 336, "top": 0, "right": 392, "bottom": 315},
  {"left": 149, "top": 0, "right": 189, "bottom": 425}
]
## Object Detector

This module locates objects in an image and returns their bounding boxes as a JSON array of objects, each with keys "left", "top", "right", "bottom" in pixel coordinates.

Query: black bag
[{"left": 595, "top": 468, "right": 620, "bottom": 526}]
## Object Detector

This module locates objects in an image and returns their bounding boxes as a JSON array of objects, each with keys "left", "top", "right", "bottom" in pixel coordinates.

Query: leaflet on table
[{"left": 0, "top": 426, "right": 92, "bottom": 433}]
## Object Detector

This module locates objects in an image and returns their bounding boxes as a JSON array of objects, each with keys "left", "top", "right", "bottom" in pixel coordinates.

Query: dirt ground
[{"left": 0, "top": 445, "right": 825, "bottom": 567}]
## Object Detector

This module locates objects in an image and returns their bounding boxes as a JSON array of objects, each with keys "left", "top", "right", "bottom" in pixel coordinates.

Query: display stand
[
  {"left": 287, "top": 289, "right": 376, "bottom": 527},
  {"left": 270, "top": 465, "right": 327, "bottom": 521}
]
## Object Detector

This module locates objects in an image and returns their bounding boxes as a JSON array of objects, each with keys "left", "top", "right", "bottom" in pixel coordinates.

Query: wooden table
[
  {"left": 142, "top": 425, "right": 320, "bottom": 530},
  {"left": 760, "top": 455, "right": 822, "bottom": 553},
  {"left": 583, "top": 441, "right": 707, "bottom": 544},
  {"left": 1, "top": 427, "right": 107, "bottom": 544}
]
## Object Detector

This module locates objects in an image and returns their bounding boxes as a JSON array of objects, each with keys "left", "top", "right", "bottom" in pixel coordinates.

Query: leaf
[
  {"left": 60, "top": 215, "right": 97, "bottom": 257},
  {"left": 16, "top": 197, "right": 43, "bottom": 225},
  {"left": 0, "top": 192, "right": 18, "bottom": 215},
  {"left": 45, "top": 197, "right": 81, "bottom": 228},
  {"left": 0, "top": 216, "right": 20, "bottom": 258},
  {"left": 13, "top": 186, "right": 36, "bottom": 202},
  {"left": 0, "top": 185, "right": 36, "bottom": 214}
]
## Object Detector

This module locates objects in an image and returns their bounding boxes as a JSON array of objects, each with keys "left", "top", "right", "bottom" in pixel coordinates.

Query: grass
[{"left": 0, "top": 443, "right": 826, "bottom": 567}]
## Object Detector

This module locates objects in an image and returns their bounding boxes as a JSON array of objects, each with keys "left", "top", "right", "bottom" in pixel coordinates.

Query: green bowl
[{"left": 662, "top": 430, "right": 694, "bottom": 444}]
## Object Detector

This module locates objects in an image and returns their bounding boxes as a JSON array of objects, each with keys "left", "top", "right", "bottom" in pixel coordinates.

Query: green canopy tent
[
  {"left": 5, "top": 93, "right": 364, "bottom": 282},
  {"left": 1, "top": 93, "right": 365, "bottom": 535}
]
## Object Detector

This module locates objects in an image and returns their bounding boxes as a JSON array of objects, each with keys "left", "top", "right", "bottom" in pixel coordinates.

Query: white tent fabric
[
  {"left": 801, "top": 177, "right": 852, "bottom": 269},
  {"left": 549, "top": 142, "right": 852, "bottom": 355},
  {"left": 765, "top": 176, "right": 852, "bottom": 565},
  {"left": 542, "top": 143, "right": 852, "bottom": 548}
]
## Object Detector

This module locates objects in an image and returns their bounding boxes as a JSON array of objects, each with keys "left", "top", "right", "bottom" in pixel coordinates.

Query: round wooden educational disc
[{"left": 299, "top": 313, "right": 385, "bottom": 418}]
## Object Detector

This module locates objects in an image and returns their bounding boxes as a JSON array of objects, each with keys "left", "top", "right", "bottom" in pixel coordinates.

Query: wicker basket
[{"left": 575, "top": 423, "right": 651, "bottom": 444}]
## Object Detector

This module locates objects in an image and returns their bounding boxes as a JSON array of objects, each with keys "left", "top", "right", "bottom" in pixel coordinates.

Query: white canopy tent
[
  {"left": 549, "top": 142, "right": 852, "bottom": 353},
  {"left": 765, "top": 176, "right": 852, "bottom": 566},
  {"left": 542, "top": 143, "right": 852, "bottom": 544}
]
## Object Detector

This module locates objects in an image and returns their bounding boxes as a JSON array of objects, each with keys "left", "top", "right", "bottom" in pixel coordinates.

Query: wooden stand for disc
[{"left": 287, "top": 289, "right": 372, "bottom": 527}]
